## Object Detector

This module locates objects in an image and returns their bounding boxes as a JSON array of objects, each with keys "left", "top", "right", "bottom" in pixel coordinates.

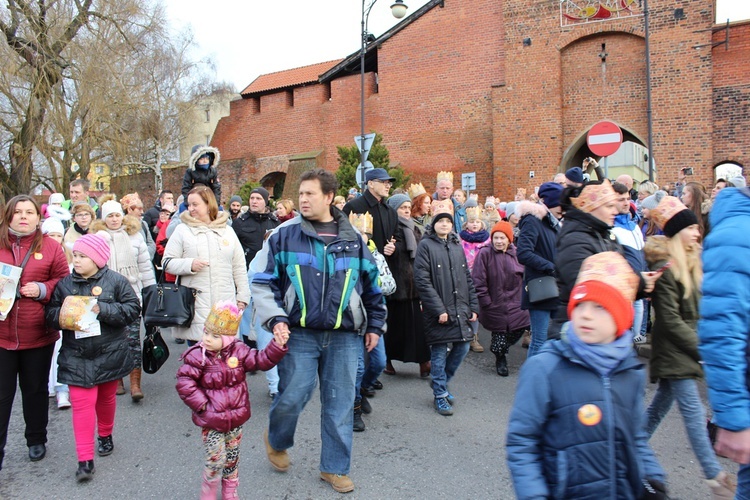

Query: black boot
[
  {"left": 76, "top": 460, "right": 95, "bottom": 482},
  {"left": 353, "top": 402, "right": 366, "bottom": 432},
  {"left": 97, "top": 435, "right": 114, "bottom": 457},
  {"left": 360, "top": 395, "right": 372, "bottom": 414},
  {"left": 496, "top": 354, "right": 509, "bottom": 377}
]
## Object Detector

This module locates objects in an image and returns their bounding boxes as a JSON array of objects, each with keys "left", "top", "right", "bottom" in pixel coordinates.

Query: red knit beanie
[
  {"left": 491, "top": 221, "right": 514, "bottom": 244},
  {"left": 568, "top": 281, "right": 634, "bottom": 337}
]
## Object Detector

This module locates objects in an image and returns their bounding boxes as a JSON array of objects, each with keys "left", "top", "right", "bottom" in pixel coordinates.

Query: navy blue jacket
[
  {"left": 515, "top": 201, "right": 559, "bottom": 311},
  {"left": 506, "top": 337, "right": 665, "bottom": 499},
  {"left": 699, "top": 187, "right": 750, "bottom": 432},
  {"left": 250, "top": 208, "right": 386, "bottom": 336}
]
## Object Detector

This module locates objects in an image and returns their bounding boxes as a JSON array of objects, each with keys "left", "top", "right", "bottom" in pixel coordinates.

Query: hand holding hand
[
  {"left": 438, "top": 312, "right": 448, "bottom": 324},
  {"left": 191, "top": 259, "right": 210, "bottom": 272}
]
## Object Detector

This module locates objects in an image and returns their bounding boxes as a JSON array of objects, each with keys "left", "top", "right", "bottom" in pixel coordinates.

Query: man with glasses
[{"left": 342, "top": 168, "right": 397, "bottom": 431}]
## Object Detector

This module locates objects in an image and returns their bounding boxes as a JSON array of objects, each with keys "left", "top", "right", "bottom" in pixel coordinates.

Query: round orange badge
[
  {"left": 34, "top": 253, "right": 43, "bottom": 260},
  {"left": 91, "top": 286, "right": 102, "bottom": 296},
  {"left": 577, "top": 404, "right": 602, "bottom": 426},
  {"left": 227, "top": 356, "right": 239, "bottom": 368}
]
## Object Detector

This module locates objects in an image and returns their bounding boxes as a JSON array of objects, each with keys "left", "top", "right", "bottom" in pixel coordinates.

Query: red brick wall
[{"left": 208, "top": 0, "right": 748, "bottom": 201}]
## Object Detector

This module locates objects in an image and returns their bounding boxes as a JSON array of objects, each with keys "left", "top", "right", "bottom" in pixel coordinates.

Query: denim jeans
[
  {"left": 430, "top": 341, "right": 470, "bottom": 398},
  {"left": 355, "top": 336, "right": 386, "bottom": 400},
  {"left": 527, "top": 309, "right": 552, "bottom": 358},
  {"left": 644, "top": 378, "right": 722, "bottom": 479},
  {"left": 268, "top": 327, "right": 360, "bottom": 475},
  {"left": 738, "top": 463, "right": 750, "bottom": 500},
  {"left": 639, "top": 299, "right": 649, "bottom": 336},
  {"left": 633, "top": 299, "right": 644, "bottom": 338}
]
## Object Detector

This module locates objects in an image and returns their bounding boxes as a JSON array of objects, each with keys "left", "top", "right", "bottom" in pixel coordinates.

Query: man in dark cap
[
  {"left": 233, "top": 187, "right": 279, "bottom": 269},
  {"left": 228, "top": 195, "right": 243, "bottom": 221},
  {"left": 565, "top": 167, "right": 584, "bottom": 188},
  {"left": 342, "top": 167, "right": 397, "bottom": 431}
]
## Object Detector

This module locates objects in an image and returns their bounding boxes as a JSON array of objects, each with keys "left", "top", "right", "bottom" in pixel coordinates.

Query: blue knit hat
[
  {"left": 566, "top": 167, "right": 584, "bottom": 184},
  {"left": 538, "top": 182, "right": 564, "bottom": 208}
]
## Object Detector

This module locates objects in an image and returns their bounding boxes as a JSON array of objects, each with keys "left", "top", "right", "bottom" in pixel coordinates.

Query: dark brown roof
[{"left": 240, "top": 60, "right": 343, "bottom": 97}]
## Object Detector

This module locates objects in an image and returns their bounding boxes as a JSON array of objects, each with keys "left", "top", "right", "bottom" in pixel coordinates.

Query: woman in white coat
[
  {"left": 163, "top": 186, "right": 250, "bottom": 345},
  {"left": 91, "top": 199, "right": 156, "bottom": 401}
]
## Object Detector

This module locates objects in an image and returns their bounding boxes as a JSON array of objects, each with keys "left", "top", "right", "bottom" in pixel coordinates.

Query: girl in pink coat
[{"left": 176, "top": 301, "right": 288, "bottom": 499}]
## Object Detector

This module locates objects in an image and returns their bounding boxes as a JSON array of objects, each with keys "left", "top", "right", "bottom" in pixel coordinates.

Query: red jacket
[
  {"left": 0, "top": 233, "right": 70, "bottom": 350},
  {"left": 175, "top": 338, "right": 287, "bottom": 432}
]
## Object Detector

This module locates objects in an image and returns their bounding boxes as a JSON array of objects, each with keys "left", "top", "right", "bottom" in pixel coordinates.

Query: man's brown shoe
[
  {"left": 320, "top": 472, "right": 355, "bottom": 493},
  {"left": 263, "top": 430, "right": 289, "bottom": 472}
]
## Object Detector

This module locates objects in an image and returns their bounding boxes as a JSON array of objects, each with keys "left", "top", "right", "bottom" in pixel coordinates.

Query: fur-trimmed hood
[
  {"left": 97, "top": 192, "right": 116, "bottom": 208},
  {"left": 89, "top": 214, "right": 142, "bottom": 236},
  {"left": 643, "top": 235, "right": 670, "bottom": 265},
  {"left": 189, "top": 145, "right": 220, "bottom": 171},
  {"left": 180, "top": 209, "right": 229, "bottom": 230},
  {"left": 516, "top": 200, "right": 547, "bottom": 220}
]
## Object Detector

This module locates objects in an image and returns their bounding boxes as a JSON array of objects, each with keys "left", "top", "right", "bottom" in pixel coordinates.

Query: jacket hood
[
  {"left": 89, "top": 215, "right": 142, "bottom": 236},
  {"left": 189, "top": 145, "right": 220, "bottom": 171},
  {"left": 180, "top": 209, "right": 229, "bottom": 229},
  {"left": 516, "top": 200, "right": 547, "bottom": 220},
  {"left": 709, "top": 187, "right": 750, "bottom": 225},
  {"left": 643, "top": 235, "right": 670, "bottom": 265}
]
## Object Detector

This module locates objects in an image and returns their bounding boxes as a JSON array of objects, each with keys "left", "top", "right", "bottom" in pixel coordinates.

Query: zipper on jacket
[
  {"left": 334, "top": 269, "right": 353, "bottom": 329},
  {"left": 320, "top": 243, "right": 328, "bottom": 313},
  {"left": 602, "top": 376, "right": 616, "bottom": 499}
]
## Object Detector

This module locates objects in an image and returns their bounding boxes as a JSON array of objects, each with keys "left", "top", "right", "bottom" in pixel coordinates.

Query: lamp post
[{"left": 357, "top": 0, "right": 408, "bottom": 191}]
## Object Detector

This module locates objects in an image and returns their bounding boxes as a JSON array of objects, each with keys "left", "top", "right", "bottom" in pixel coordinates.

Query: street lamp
[{"left": 357, "top": 0, "right": 408, "bottom": 190}]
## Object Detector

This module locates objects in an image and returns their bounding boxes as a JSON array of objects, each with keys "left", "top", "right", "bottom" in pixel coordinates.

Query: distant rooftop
[{"left": 240, "top": 59, "right": 343, "bottom": 97}]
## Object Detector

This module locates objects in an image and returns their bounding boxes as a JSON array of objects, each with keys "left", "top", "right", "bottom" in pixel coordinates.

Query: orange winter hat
[{"left": 491, "top": 221, "right": 514, "bottom": 244}]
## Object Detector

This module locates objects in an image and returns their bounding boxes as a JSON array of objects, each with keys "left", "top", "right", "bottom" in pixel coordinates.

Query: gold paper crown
[
  {"left": 431, "top": 199, "right": 454, "bottom": 216},
  {"left": 349, "top": 212, "right": 374, "bottom": 235},
  {"left": 465, "top": 206, "right": 483, "bottom": 221},
  {"left": 436, "top": 171, "right": 453, "bottom": 184},
  {"left": 650, "top": 196, "right": 688, "bottom": 231},
  {"left": 576, "top": 252, "right": 640, "bottom": 303},
  {"left": 407, "top": 183, "right": 427, "bottom": 200},
  {"left": 204, "top": 300, "right": 242, "bottom": 336}
]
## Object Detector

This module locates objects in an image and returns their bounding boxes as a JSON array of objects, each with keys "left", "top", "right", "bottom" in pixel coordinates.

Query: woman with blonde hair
[
  {"left": 644, "top": 196, "right": 735, "bottom": 499},
  {"left": 275, "top": 198, "right": 296, "bottom": 223}
]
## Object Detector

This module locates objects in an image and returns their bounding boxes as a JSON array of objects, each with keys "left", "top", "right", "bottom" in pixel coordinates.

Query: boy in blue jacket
[{"left": 506, "top": 252, "right": 666, "bottom": 499}]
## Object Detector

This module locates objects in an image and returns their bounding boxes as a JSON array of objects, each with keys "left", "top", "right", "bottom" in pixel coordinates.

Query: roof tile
[{"left": 240, "top": 59, "right": 343, "bottom": 96}]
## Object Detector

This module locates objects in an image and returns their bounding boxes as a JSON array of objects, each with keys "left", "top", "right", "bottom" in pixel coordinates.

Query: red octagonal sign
[{"left": 587, "top": 121, "right": 623, "bottom": 157}]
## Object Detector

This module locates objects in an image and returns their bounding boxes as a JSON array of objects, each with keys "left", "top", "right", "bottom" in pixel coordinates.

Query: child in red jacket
[{"left": 176, "top": 300, "right": 288, "bottom": 499}]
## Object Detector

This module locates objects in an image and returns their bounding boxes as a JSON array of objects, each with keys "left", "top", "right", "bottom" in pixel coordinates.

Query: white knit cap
[
  {"left": 101, "top": 200, "right": 123, "bottom": 220},
  {"left": 41, "top": 217, "right": 65, "bottom": 236},
  {"left": 48, "top": 193, "right": 65, "bottom": 205}
]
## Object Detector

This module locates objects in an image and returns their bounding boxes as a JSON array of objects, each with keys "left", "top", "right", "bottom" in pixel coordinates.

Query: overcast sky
[{"left": 162, "top": 0, "right": 750, "bottom": 92}]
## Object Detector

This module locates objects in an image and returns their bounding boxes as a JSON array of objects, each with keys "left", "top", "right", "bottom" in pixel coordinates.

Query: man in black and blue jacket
[{"left": 251, "top": 168, "right": 386, "bottom": 494}]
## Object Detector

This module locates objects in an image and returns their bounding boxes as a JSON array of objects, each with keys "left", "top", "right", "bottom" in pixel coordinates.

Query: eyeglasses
[
  {"left": 74, "top": 213, "right": 92, "bottom": 218},
  {"left": 372, "top": 179, "right": 392, "bottom": 186}
]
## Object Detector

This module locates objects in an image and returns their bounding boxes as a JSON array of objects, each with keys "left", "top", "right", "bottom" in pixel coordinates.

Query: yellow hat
[
  {"left": 465, "top": 206, "right": 483, "bottom": 221},
  {"left": 436, "top": 171, "right": 453, "bottom": 184},
  {"left": 431, "top": 199, "right": 454, "bottom": 216},
  {"left": 348, "top": 212, "right": 373, "bottom": 235},
  {"left": 407, "top": 182, "right": 427, "bottom": 200},
  {"left": 204, "top": 300, "right": 242, "bottom": 336}
]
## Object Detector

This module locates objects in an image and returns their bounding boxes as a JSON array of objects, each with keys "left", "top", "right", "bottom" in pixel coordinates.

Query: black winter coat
[
  {"left": 46, "top": 267, "right": 140, "bottom": 388},
  {"left": 413, "top": 230, "right": 479, "bottom": 345},
  {"left": 182, "top": 166, "right": 221, "bottom": 202},
  {"left": 515, "top": 202, "right": 559, "bottom": 311},
  {"left": 549, "top": 208, "right": 623, "bottom": 338},
  {"left": 343, "top": 190, "right": 398, "bottom": 253},
  {"left": 232, "top": 210, "right": 280, "bottom": 268}
]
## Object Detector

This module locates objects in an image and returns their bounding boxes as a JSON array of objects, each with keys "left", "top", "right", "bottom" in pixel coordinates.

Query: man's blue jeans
[
  {"left": 738, "top": 463, "right": 750, "bottom": 500},
  {"left": 527, "top": 309, "right": 552, "bottom": 358},
  {"left": 430, "top": 341, "right": 470, "bottom": 398},
  {"left": 268, "top": 327, "right": 359, "bottom": 475},
  {"left": 355, "top": 336, "right": 386, "bottom": 401},
  {"left": 645, "top": 378, "right": 722, "bottom": 479}
]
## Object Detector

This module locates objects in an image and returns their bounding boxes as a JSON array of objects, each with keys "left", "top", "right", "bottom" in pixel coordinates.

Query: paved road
[{"left": 1, "top": 327, "right": 738, "bottom": 499}]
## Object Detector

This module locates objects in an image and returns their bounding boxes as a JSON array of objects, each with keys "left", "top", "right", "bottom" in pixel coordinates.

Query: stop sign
[{"left": 587, "top": 121, "right": 623, "bottom": 157}]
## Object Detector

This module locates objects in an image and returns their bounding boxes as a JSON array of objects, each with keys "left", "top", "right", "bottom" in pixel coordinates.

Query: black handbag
[
  {"left": 142, "top": 326, "right": 170, "bottom": 374},
  {"left": 142, "top": 258, "right": 197, "bottom": 328},
  {"left": 526, "top": 276, "right": 559, "bottom": 304}
]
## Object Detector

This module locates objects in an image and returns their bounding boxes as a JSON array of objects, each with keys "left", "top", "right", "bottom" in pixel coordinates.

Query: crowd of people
[{"left": 0, "top": 146, "right": 748, "bottom": 499}]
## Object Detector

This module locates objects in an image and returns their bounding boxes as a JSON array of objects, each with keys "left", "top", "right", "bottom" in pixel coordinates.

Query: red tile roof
[{"left": 240, "top": 59, "right": 344, "bottom": 96}]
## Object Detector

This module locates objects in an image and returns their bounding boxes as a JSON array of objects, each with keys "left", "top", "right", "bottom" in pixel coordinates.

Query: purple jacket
[
  {"left": 176, "top": 339, "right": 287, "bottom": 432},
  {"left": 471, "top": 244, "right": 530, "bottom": 333}
]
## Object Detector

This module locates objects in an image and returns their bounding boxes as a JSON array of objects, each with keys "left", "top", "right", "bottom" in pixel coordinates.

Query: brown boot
[
  {"left": 130, "top": 368, "right": 144, "bottom": 402},
  {"left": 469, "top": 334, "right": 484, "bottom": 353},
  {"left": 419, "top": 361, "right": 431, "bottom": 378},
  {"left": 116, "top": 378, "right": 126, "bottom": 396}
]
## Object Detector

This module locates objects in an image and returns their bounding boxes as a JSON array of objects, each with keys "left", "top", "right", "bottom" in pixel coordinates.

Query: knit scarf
[
  {"left": 105, "top": 228, "right": 139, "bottom": 283},
  {"left": 459, "top": 229, "right": 490, "bottom": 243},
  {"left": 563, "top": 322, "right": 634, "bottom": 376},
  {"left": 399, "top": 216, "right": 418, "bottom": 259}
]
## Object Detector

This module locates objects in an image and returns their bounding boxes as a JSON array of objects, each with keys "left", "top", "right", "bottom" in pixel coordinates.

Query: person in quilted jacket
[{"left": 176, "top": 300, "right": 287, "bottom": 500}]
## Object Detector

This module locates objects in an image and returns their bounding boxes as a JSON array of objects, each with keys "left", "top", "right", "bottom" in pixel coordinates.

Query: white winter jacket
[{"left": 163, "top": 211, "right": 250, "bottom": 341}]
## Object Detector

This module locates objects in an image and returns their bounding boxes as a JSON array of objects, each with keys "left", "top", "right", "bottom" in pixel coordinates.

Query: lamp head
[{"left": 391, "top": 0, "right": 408, "bottom": 19}]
